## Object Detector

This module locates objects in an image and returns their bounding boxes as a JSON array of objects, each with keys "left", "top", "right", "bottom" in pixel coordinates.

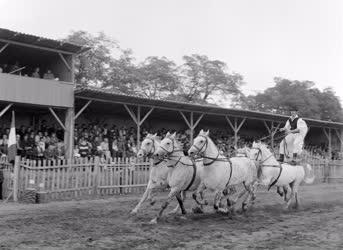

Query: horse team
[{"left": 131, "top": 130, "right": 315, "bottom": 224}]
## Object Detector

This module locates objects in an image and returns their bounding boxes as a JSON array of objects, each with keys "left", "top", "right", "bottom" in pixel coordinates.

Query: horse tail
[{"left": 303, "top": 163, "right": 315, "bottom": 184}]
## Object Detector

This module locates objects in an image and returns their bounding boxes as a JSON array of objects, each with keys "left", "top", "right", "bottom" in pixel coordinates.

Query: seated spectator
[
  {"left": 43, "top": 69, "right": 55, "bottom": 79},
  {"left": 0, "top": 134, "right": 8, "bottom": 156},
  {"left": 78, "top": 137, "right": 90, "bottom": 158},
  {"left": 112, "top": 138, "right": 119, "bottom": 158},
  {"left": 100, "top": 137, "right": 111, "bottom": 159},
  {"left": 31, "top": 67, "right": 41, "bottom": 78},
  {"left": 9, "top": 61, "right": 20, "bottom": 75}
]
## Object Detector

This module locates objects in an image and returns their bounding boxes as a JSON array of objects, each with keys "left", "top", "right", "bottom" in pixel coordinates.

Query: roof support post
[
  {"left": 0, "top": 43, "right": 9, "bottom": 54},
  {"left": 323, "top": 128, "right": 332, "bottom": 159},
  {"left": 0, "top": 103, "right": 13, "bottom": 118},
  {"left": 48, "top": 107, "right": 66, "bottom": 131},
  {"left": 333, "top": 129, "right": 343, "bottom": 155},
  {"left": 225, "top": 116, "right": 246, "bottom": 149},
  {"left": 74, "top": 100, "right": 92, "bottom": 121},
  {"left": 263, "top": 121, "right": 281, "bottom": 149},
  {"left": 58, "top": 53, "right": 72, "bottom": 71},
  {"left": 123, "top": 104, "right": 154, "bottom": 148},
  {"left": 64, "top": 107, "right": 74, "bottom": 161},
  {"left": 179, "top": 111, "right": 204, "bottom": 144}
]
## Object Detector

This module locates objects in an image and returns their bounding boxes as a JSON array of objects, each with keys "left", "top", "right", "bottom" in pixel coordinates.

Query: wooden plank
[{"left": 74, "top": 100, "right": 92, "bottom": 121}]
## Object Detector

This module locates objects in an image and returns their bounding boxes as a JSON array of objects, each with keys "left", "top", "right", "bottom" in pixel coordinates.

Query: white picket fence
[
  {"left": 1, "top": 155, "right": 342, "bottom": 203},
  {"left": 1, "top": 156, "right": 153, "bottom": 202}
]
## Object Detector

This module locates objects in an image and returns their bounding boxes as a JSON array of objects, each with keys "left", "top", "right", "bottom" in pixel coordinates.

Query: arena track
[{"left": 0, "top": 183, "right": 343, "bottom": 249}]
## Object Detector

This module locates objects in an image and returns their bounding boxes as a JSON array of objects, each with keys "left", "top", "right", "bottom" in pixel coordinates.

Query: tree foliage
[
  {"left": 64, "top": 31, "right": 120, "bottom": 86},
  {"left": 175, "top": 54, "right": 244, "bottom": 103},
  {"left": 245, "top": 77, "right": 343, "bottom": 121}
]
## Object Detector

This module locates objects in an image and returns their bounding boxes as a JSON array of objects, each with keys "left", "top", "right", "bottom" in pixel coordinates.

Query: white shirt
[{"left": 283, "top": 115, "right": 308, "bottom": 136}]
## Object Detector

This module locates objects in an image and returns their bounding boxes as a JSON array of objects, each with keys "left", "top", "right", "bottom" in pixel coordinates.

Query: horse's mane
[
  {"left": 164, "top": 134, "right": 183, "bottom": 150},
  {"left": 145, "top": 134, "right": 161, "bottom": 143}
]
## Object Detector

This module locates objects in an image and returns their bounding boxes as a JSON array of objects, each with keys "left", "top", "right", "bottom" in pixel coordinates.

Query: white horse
[
  {"left": 130, "top": 133, "right": 170, "bottom": 214},
  {"left": 150, "top": 132, "right": 204, "bottom": 224},
  {"left": 249, "top": 141, "right": 315, "bottom": 210},
  {"left": 188, "top": 130, "right": 258, "bottom": 213}
]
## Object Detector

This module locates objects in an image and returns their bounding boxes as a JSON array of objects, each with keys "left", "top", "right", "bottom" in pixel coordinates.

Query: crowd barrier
[{"left": 0, "top": 154, "right": 342, "bottom": 203}]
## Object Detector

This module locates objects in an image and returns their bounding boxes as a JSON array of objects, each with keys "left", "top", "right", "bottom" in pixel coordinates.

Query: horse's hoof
[
  {"left": 192, "top": 207, "right": 204, "bottom": 214},
  {"left": 204, "top": 200, "right": 208, "bottom": 206},
  {"left": 130, "top": 210, "right": 137, "bottom": 215},
  {"left": 218, "top": 207, "right": 229, "bottom": 214},
  {"left": 150, "top": 200, "right": 156, "bottom": 206},
  {"left": 149, "top": 218, "right": 158, "bottom": 224}
]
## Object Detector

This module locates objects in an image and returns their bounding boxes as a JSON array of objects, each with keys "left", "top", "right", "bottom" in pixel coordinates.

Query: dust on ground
[{"left": 0, "top": 183, "right": 343, "bottom": 250}]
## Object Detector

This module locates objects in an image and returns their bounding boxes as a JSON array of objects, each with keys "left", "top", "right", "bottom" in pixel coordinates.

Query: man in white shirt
[{"left": 278, "top": 108, "right": 308, "bottom": 165}]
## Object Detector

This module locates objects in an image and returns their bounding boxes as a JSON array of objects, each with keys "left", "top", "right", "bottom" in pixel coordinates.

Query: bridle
[
  {"left": 143, "top": 138, "right": 156, "bottom": 158},
  {"left": 140, "top": 138, "right": 164, "bottom": 166},
  {"left": 252, "top": 146, "right": 276, "bottom": 165},
  {"left": 191, "top": 135, "right": 227, "bottom": 166},
  {"left": 159, "top": 137, "right": 194, "bottom": 167}
]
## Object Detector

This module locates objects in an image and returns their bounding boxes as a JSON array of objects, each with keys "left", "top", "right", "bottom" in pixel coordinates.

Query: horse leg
[
  {"left": 277, "top": 186, "right": 284, "bottom": 197},
  {"left": 131, "top": 181, "right": 153, "bottom": 214},
  {"left": 293, "top": 184, "right": 301, "bottom": 210},
  {"left": 214, "top": 190, "right": 223, "bottom": 212},
  {"left": 242, "top": 183, "right": 256, "bottom": 212},
  {"left": 192, "top": 190, "right": 205, "bottom": 214},
  {"left": 175, "top": 191, "right": 187, "bottom": 215},
  {"left": 149, "top": 188, "right": 179, "bottom": 224},
  {"left": 192, "top": 182, "right": 208, "bottom": 206},
  {"left": 283, "top": 186, "right": 290, "bottom": 202},
  {"left": 284, "top": 182, "right": 295, "bottom": 210},
  {"left": 169, "top": 191, "right": 186, "bottom": 214}
]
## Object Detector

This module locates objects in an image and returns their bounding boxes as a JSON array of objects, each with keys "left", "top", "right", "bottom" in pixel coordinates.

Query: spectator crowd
[
  {"left": 0, "top": 61, "right": 57, "bottom": 80},
  {"left": 1, "top": 121, "right": 341, "bottom": 161}
]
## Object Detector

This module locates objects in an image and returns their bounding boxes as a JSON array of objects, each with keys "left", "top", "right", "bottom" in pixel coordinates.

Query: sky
[{"left": 1, "top": 0, "right": 342, "bottom": 103}]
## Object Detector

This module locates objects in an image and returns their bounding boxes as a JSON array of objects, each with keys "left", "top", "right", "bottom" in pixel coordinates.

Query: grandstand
[{"left": 0, "top": 28, "right": 342, "bottom": 161}]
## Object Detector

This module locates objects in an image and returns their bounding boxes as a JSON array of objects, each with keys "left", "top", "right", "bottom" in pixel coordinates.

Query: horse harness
[
  {"left": 193, "top": 135, "right": 233, "bottom": 188},
  {"left": 252, "top": 147, "right": 283, "bottom": 190}
]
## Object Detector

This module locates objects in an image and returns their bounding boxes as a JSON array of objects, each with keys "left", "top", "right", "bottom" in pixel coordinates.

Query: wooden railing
[
  {"left": 3, "top": 156, "right": 153, "bottom": 202},
  {"left": 1, "top": 154, "right": 342, "bottom": 203}
]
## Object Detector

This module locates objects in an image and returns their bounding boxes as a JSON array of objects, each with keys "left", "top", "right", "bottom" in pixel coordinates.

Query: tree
[
  {"left": 135, "top": 57, "right": 180, "bottom": 99},
  {"left": 64, "top": 31, "right": 120, "bottom": 86},
  {"left": 245, "top": 77, "right": 343, "bottom": 121},
  {"left": 174, "top": 54, "right": 245, "bottom": 103}
]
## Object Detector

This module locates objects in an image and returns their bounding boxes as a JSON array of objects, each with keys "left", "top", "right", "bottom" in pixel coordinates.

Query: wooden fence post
[
  {"left": 13, "top": 156, "right": 21, "bottom": 202},
  {"left": 93, "top": 157, "right": 100, "bottom": 196}
]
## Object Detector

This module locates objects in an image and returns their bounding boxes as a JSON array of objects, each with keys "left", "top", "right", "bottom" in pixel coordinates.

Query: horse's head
[
  {"left": 188, "top": 129, "right": 210, "bottom": 157},
  {"left": 154, "top": 132, "right": 180, "bottom": 158},
  {"left": 250, "top": 141, "right": 273, "bottom": 163},
  {"left": 137, "top": 133, "right": 159, "bottom": 158},
  {"left": 236, "top": 146, "right": 251, "bottom": 157}
]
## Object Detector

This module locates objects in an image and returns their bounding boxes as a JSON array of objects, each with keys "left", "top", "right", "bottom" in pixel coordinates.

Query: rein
[{"left": 252, "top": 146, "right": 283, "bottom": 190}]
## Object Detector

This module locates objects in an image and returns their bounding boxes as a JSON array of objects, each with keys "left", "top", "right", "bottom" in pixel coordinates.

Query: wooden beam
[
  {"left": 139, "top": 107, "right": 154, "bottom": 126},
  {"left": 58, "top": 53, "right": 72, "bottom": 71},
  {"left": 237, "top": 118, "right": 246, "bottom": 132},
  {"left": 124, "top": 104, "right": 138, "bottom": 124},
  {"left": 192, "top": 113, "right": 204, "bottom": 129},
  {"left": 263, "top": 121, "right": 271, "bottom": 134},
  {"left": 323, "top": 128, "right": 330, "bottom": 141},
  {"left": 137, "top": 106, "right": 141, "bottom": 148},
  {"left": 0, "top": 103, "right": 13, "bottom": 118},
  {"left": 179, "top": 111, "right": 191, "bottom": 128},
  {"left": 0, "top": 38, "right": 74, "bottom": 55},
  {"left": 225, "top": 116, "right": 235, "bottom": 131},
  {"left": 334, "top": 129, "right": 343, "bottom": 144},
  {"left": 74, "top": 100, "right": 92, "bottom": 121},
  {"left": 49, "top": 107, "right": 66, "bottom": 130},
  {"left": 0, "top": 43, "right": 9, "bottom": 54}
]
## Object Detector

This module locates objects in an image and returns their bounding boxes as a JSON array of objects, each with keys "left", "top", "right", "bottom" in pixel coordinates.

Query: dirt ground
[{"left": 0, "top": 183, "right": 343, "bottom": 250}]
